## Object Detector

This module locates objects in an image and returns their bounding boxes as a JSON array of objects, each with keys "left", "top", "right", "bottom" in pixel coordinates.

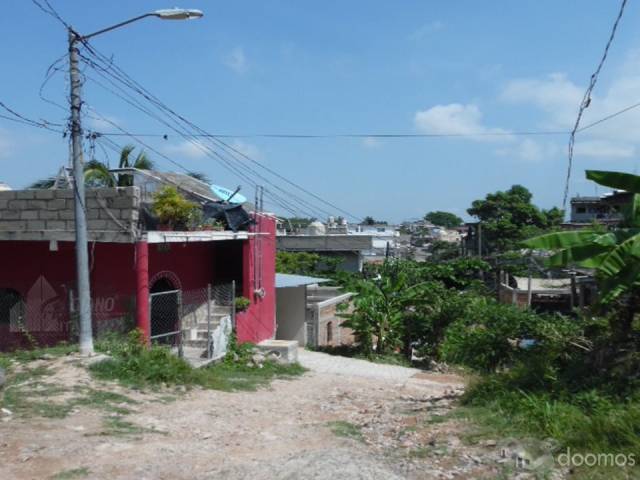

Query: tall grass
[{"left": 90, "top": 330, "right": 305, "bottom": 391}]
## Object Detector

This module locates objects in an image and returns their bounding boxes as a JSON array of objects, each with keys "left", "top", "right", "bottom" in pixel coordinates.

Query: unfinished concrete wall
[
  {"left": 275, "top": 286, "right": 306, "bottom": 345},
  {"left": 307, "top": 287, "right": 354, "bottom": 347},
  {"left": 0, "top": 187, "right": 140, "bottom": 242}
]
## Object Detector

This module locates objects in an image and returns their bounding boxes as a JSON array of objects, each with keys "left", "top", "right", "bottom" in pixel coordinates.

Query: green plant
[
  {"left": 50, "top": 467, "right": 90, "bottom": 480},
  {"left": 199, "top": 218, "right": 225, "bottom": 231},
  {"left": 467, "top": 184, "right": 563, "bottom": 253},
  {"left": 234, "top": 296, "right": 251, "bottom": 312},
  {"left": 89, "top": 330, "right": 305, "bottom": 392},
  {"left": 425, "top": 210, "right": 463, "bottom": 228},
  {"left": 151, "top": 186, "right": 199, "bottom": 230},
  {"left": 327, "top": 420, "right": 364, "bottom": 441},
  {"left": 524, "top": 170, "right": 640, "bottom": 341},
  {"left": 440, "top": 299, "right": 578, "bottom": 372}
]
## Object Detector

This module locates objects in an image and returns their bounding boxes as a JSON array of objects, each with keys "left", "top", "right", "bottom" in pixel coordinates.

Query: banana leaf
[
  {"left": 523, "top": 230, "right": 598, "bottom": 249},
  {"left": 586, "top": 170, "right": 640, "bottom": 194}
]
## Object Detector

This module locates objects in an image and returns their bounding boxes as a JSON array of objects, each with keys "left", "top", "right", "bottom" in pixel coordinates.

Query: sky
[{"left": 2, "top": 1, "right": 640, "bottom": 223}]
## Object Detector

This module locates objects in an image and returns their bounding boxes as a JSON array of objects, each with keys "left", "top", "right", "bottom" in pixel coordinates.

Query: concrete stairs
[{"left": 182, "top": 305, "right": 232, "bottom": 350}]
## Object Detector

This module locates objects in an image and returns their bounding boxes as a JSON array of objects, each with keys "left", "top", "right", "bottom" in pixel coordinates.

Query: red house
[{"left": 0, "top": 171, "right": 276, "bottom": 354}]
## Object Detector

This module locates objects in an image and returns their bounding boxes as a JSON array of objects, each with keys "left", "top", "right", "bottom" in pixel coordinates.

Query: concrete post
[
  {"left": 135, "top": 240, "right": 150, "bottom": 343},
  {"left": 69, "top": 30, "right": 94, "bottom": 356}
]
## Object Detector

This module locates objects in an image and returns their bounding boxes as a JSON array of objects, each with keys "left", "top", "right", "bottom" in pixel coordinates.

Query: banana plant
[{"left": 523, "top": 170, "right": 640, "bottom": 305}]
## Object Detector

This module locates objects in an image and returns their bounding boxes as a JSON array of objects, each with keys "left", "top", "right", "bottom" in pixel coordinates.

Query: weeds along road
[{"left": 0, "top": 350, "right": 544, "bottom": 480}]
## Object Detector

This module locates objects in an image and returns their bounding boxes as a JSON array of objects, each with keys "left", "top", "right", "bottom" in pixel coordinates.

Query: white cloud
[
  {"left": 164, "top": 141, "right": 207, "bottom": 160},
  {"left": 495, "top": 139, "right": 561, "bottom": 163},
  {"left": 0, "top": 129, "right": 12, "bottom": 159},
  {"left": 230, "top": 140, "right": 261, "bottom": 160},
  {"left": 414, "top": 103, "right": 511, "bottom": 141},
  {"left": 410, "top": 21, "right": 444, "bottom": 40},
  {"left": 86, "top": 114, "right": 122, "bottom": 132},
  {"left": 224, "top": 47, "right": 248, "bottom": 74},
  {"left": 573, "top": 140, "right": 635, "bottom": 158},
  {"left": 499, "top": 51, "right": 640, "bottom": 150},
  {"left": 361, "top": 136, "right": 382, "bottom": 149},
  {"left": 500, "top": 73, "right": 583, "bottom": 128}
]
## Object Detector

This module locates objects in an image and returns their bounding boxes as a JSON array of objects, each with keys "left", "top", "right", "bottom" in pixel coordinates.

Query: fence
[
  {"left": 173, "top": 283, "right": 235, "bottom": 360},
  {"left": 0, "top": 280, "right": 137, "bottom": 352},
  {"left": 0, "top": 279, "right": 236, "bottom": 358},
  {"left": 149, "top": 289, "right": 183, "bottom": 355}
]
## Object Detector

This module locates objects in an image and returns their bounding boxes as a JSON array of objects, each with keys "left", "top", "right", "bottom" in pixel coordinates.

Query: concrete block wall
[{"left": 0, "top": 187, "right": 140, "bottom": 242}]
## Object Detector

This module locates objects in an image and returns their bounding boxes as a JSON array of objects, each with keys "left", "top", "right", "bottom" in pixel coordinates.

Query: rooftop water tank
[{"left": 306, "top": 221, "right": 326, "bottom": 235}]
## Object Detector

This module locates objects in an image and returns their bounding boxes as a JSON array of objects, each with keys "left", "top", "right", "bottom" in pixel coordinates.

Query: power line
[
  {"left": 577, "top": 100, "right": 640, "bottom": 133},
  {"left": 0, "top": 101, "right": 65, "bottom": 133},
  {"left": 563, "top": 0, "right": 628, "bottom": 209},
  {"left": 92, "top": 130, "right": 569, "bottom": 139},
  {"left": 77, "top": 43, "right": 350, "bottom": 220}
]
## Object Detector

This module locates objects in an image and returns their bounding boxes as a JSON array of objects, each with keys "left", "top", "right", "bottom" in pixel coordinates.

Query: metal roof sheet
[{"left": 275, "top": 273, "right": 330, "bottom": 288}]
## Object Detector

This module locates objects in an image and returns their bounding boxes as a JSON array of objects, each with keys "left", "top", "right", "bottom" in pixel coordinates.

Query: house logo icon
[{"left": 501, "top": 438, "right": 559, "bottom": 472}]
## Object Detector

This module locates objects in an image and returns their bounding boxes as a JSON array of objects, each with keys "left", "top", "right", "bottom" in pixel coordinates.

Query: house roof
[
  {"left": 513, "top": 276, "right": 572, "bottom": 292},
  {"left": 275, "top": 273, "right": 330, "bottom": 288}
]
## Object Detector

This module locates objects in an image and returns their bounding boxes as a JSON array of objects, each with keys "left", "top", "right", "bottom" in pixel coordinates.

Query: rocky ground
[{"left": 0, "top": 350, "right": 562, "bottom": 479}]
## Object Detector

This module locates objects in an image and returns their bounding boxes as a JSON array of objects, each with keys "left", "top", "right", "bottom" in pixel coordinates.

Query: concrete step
[{"left": 183, "top": 339, "right": 208, "bottom": 349}]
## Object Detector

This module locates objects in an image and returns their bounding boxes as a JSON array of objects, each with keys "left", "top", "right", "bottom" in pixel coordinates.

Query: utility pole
[
  {"left": 69, "top": 30, "right": 94, "bottom": 356},
  {"left": 63, "top": 8, "right": 203, "bottom": 354}
]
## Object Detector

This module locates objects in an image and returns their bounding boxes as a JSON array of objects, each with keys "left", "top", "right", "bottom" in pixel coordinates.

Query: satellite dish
[{"left": 210, "top": 184, "right": 247, "bottom": 204}]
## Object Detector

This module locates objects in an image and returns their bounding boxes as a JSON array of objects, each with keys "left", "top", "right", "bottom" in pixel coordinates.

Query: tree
[
  {"left": 362, "top": 216, "right": 387, "bottom": 226},
  {"left": 524, "top": 170, "right": 640, "bottom": 339},
  {"left": 114, "top": 145, "right": 154, "bottom": 187},
  {"left": 425, "top": 211, "right": 463, "bottom": 229},
  {"left": 467, "top": 185, "right": 563, "bottom": 253},
  {"left": 30, "top": 145, "right": 154, "bottom": 189},
  {"left": 281, "top": 217, "right": 316, "bottom": 232}
]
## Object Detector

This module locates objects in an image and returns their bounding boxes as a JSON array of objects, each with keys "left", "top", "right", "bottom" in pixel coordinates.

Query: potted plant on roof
[
  {"left": 152, "top": 186, "right": 199, "bottom": 231},
  {"left": 198, "top": 218, "right": 225, "bottom": 232}
]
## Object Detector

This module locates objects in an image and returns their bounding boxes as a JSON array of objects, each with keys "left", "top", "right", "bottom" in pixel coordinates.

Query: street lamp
[{"left": 68, "top": 9, "right": 203, "bottom": 356}]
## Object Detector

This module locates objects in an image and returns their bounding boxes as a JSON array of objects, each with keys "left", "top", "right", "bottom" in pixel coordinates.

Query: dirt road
[{"left": 0, "top": 351, "right": 521, "bottom": 479}]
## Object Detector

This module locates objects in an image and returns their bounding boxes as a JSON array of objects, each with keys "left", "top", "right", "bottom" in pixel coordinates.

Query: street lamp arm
[
  {"left": 77, "top": 8, "right": 203, "bottom": 41},
  {"left": 79, "top": 13, "right": 155, "bottom": 41}
]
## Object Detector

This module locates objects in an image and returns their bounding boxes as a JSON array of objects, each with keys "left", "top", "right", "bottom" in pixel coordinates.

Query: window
[
  {"left": 576, "top": 207, "right": 586, "bottom": 214},
  {"left": 326, "top": 321, "right": 333, "bottom": 344}
]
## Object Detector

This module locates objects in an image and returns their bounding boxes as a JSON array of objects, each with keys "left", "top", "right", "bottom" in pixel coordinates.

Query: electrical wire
[
  {"left": 0, "top": 101, "right": 65, "bottom": 133},
  {"left": 77, "top": 40, "right": 362, "bottom": 221},
  {"left": 78, "top": 50, "right": 341, "bottom": 220},
  {"left": 563, "top": 0, "right": 628, "bottom": 209}
]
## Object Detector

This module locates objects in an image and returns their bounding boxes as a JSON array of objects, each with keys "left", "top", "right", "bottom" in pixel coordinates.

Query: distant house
[
  {"left": 498, "top": 272, "right": 596, "bottom": 313},
  {"left": 568, "top": 191, "right": 631, "bottom": 225},
  {"left": 0, "top": 169, "right": 276, "bottom": 354},
  {"left": 275, "top": 273, "right": 354, "bottom": 347},
  {"left": 277, "top": 221, "right": 374, "bottom": 272}
]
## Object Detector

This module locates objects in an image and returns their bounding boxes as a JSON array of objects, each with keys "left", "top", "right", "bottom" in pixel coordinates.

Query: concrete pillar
[{"left": 135, "top": 240, "right": 150, "bottom": 343}]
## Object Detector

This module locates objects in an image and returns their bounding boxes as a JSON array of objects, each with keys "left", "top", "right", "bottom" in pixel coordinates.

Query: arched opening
[
  {"left": 0, "top": 288, "right": 24, "bottom": 327},
  {"left": 150, "top": 278, "right": 175, "bottom": 294},
  {"left": 149, "top": 278, "right": 180, "bottom": 344}
]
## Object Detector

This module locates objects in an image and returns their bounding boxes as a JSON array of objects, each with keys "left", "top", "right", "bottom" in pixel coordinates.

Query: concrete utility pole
[
  {"left": 65, "top": 8, "right": 203, "bottom": 355},
  {"left": 68, "top": 30, "right": 94, "bottom": 356}
]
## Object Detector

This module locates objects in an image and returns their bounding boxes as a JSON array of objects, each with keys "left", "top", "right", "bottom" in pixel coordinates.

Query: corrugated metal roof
[{"left": 275, "top": 273, "right": 330, "bottom": 288}]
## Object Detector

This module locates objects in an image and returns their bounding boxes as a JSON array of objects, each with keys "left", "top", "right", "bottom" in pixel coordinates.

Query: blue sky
[{"left": 2, "top": 1, "right": 640, "bottom": 223}]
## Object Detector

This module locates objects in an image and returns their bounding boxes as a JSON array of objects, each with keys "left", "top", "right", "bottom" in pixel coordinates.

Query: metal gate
[{"left": 149, "top": 289, "right": 183, "bottom": 355}]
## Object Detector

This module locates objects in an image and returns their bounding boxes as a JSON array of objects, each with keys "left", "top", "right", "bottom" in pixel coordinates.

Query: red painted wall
[
  {"left": 236, "top": 213, "right": 277, "bottom": 343},
  {"left": 0, "top": 219, "right": 276, "bottom": 350}
]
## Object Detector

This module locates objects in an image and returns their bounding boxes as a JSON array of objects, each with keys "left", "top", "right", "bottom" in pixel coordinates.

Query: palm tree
[
  {"left": 29, "top": 145, "right": 154, "bottom": 189},
  {"left": 117, "top": 144, "right": 154, "bottom": 187}
]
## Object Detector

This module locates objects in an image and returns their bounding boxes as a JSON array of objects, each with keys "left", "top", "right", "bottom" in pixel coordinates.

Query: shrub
[
  {"left": 234, "top": 296, "right": 251, "bottom": 312},
  {"left": 440, "top": 298, "right": 579, "bottom": 372},
  {"left": 152, "top": 186, "right": 199, "bottom": 230}
]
